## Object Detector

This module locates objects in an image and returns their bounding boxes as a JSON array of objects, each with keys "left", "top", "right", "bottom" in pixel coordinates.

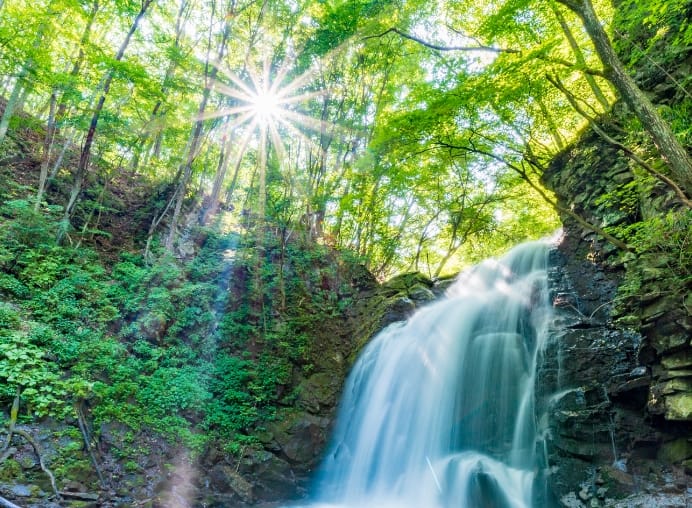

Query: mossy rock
[
  {"left": 296, "top": 372, "right": 341, "bottom": 413},
  {"left": 0, "top": 457, "right": 23, "bottom": 481},
  {"left": 380, "top": 272, "right": 433, "bottom": 296},
  {"left": 657, "top": 437, "right": 692, "bottom": 463},
  {"left": 665, "top": 392, "right": 692, "bottom": 421},
  {"left": 662, "top": 351, "right": 692, "bottom": 370}
]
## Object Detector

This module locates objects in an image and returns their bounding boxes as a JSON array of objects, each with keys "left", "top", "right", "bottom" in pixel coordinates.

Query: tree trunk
[
  {"left": 59, "top": 0, "right": 153, "bottom": 242},
  {"left": 36, "top": 90, "right": 57, "bottom": 210},
  {"left": 55, "top": 0, "right": 100, "bottom": 125},
  {"left": 166, "top": 6, "right": 231, "bottom": 250},
  {"left": 550, "top": 3, "right": 610, "bottom": 111},
  {"left": 556, "top": 0, "right": 692, "bottom": 192},
  {"left": 0, "top": 78, "right": 26, "bottom": 145}
]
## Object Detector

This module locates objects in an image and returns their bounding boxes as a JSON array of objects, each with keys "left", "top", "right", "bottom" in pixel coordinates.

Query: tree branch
[
  {"left": 364, "top": 28, "right": 520, "bottom": 54},
  {"left": 432, "top": 139, "right": 632, "bottom": 251},
  {"left": 546, "top": 74, "right": 692, "bottom": 208},
  {"left": 0, "top": 427, "right": 61, "bottom": 499}
]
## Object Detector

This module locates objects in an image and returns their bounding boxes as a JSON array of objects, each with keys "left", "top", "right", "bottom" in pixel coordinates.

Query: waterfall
[{"left": 294, "top": 241, "right": 553, "bottom": 508}]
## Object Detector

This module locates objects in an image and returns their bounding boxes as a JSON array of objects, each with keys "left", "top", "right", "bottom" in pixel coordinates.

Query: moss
[
  {"left": 657, "top": 437, "right": 692, "bottom": 462},
  {"left": 0, "top": 457, "right": 24, "bottom": 481},
  {"left": 665, "top": 393, "right": 692, "bottom": 421}
]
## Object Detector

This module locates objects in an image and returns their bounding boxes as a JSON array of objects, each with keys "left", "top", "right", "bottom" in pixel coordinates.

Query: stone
[
  {"left": 9, "top": 484, "right": 33, "bottom": 497},
  {"left": 664, "top": 393, "right": 692, "bottom": 421},
  {"left": 657, "top": 438, "right": 692, "bottom": 462},
  {"left": 296, "top": 372, "right": 340, "bottom": 413},
  {"left": 651, "top": 333, "right": 688, "bottom": 354},
  {"left": 682, "top": 458, "right": 692, "bottom": 474},
  {"left": 661, "top": 378, "right": 692, "bottom": 394},
  {"left": 208, "top": 464, "right": 254, "bottom": 503},
  {"left": 629, "top": 366, "right": 647, "bottom": 378},
  {"left": 267, "top": 410, "right": 328, "bottom": 464},
  {"left": 407, "top": 283, "right": 435, "bottom": 303},
  {"left": 579, "top": 487, "right": 592, "bottom": 501},
  {"left": 661, "top": 351, "right": 692, "bottom": 370},
  {"left": 560, "top": 492, "right": 584, "bottom": 508},
  {"left": 600, "top": 464, "right": 635, "bottom": 489}
]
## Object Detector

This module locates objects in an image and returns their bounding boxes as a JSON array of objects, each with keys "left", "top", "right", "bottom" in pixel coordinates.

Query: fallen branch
[
  {"left": 14, "top": 429, "right": 60, "bottom": 499},
  {"left": 59, "top": 491, "right": 100, "bottom": 501},
  {"left": 75, "top": 401, "right": 108, "bottom": 489},
  {"left": 0, "top": 495, "right": 23, "bottom": 508},
  {"left": 0, "top": 428, "right": 61, "bottom": 500}
]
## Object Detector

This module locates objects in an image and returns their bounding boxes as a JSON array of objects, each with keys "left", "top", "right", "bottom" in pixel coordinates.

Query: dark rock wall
[{"left": 539, "top": 89, "right": 691, "bottom": 508}]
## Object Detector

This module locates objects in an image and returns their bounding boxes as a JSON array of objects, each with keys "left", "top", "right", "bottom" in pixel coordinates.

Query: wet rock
[
  {"left": 209, "top": 465, "right": 254, "bottom": 503},
  {"left": 408, "top": 283, "right": 435, "bottom": 303},
  {"left": 266, "top": 410, "right": 329, "bottom": 464},
  {"left": 100, "top": 421, "right": 129, "bottom": 452},
  {"left": 296, "top": 372, "right": 341, "bottom": 414},
  {"left": 661, "top": 351, "right": 692, "bottom": 370},
  {"left": 467, "top": 468, "right": 512, "bottom": 508},
  {"left": 246, "top": 451, "right": 298, "bottom": 501},
  {"left": 380, "top": 297, "right": 415, "bottom": 326}
]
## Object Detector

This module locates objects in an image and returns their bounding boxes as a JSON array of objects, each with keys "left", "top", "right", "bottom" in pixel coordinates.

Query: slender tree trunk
[
  {"left": 166, "top": 5, "right": 231, "bottom": 250},
  {"left": 551, "top": 3, "right": 610, "bottom": 110},
  {"left": 537, "top": 96, "right": 565, "bottom": 150},
  {"left": 128, "top": 0, "right": 189, "bottom": 173},
  {"left": 556, "top": 0, "right": 692, "bottom": 192},
  {"left": 35, "top": 90, "right": 57, "bottom": 210},
  {"left": 0, "top": 79, "right": 25, "bottom": 145},
  {"left": 55, "top": 0, "right": 100, "bottom": 125},
  {"left": 0, "top": 3, "right": 59, "bottom": 144},
  {"left": 59, "top": 0, "right": 154, "bottom": 241}
]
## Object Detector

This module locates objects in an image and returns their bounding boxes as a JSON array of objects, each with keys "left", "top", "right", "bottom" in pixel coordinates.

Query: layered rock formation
[{"left": 539, "top": 110, "right": 691, "bottom": 507}]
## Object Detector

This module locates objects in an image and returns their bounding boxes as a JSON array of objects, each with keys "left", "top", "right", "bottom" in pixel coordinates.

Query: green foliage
[{"left": 615, "top": 209, "right": 691, "bottom": 305}]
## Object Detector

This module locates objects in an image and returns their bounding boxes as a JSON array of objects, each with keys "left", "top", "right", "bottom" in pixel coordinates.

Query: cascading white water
[{"left": 295, "top": 241, "right": 553, "bottom": 508}]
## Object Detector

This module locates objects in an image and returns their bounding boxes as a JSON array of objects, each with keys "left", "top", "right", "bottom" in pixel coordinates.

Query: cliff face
[{"left": 538, "top": 36, "right": 691, "bottom": 503}]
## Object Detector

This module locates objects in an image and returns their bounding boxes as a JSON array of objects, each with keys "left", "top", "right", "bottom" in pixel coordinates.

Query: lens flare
[{"left": 249, "top": 89, "right": 280, "bottom": 122}]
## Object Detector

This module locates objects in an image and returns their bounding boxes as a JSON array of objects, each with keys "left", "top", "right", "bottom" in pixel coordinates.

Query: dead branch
[
  {"left": 364, "top": 27, "right": 520, "bottom": 54},
  {"left": 0, "top": 428, "right": 61, "bottom": 499},
  {"left": 0, "top": 495, "right": 23, "bottom": 508},
  {"left": 75, "top": 401, "right": 108, "bottom": 489},
  {"left": 15, "top": 429, "right": 60, "bottom": 499}
]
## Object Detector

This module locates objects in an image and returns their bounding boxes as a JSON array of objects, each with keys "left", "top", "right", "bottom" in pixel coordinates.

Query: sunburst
[{"left": 198, "top": 55, "right": 338, "bottom": 225}]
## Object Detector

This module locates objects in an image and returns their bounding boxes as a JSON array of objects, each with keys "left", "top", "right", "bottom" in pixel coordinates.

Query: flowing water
[{"left": 295, "top": 241, "right": 553, "bottom": 508}]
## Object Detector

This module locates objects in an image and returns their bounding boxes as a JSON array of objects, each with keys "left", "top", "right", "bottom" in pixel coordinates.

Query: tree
[
  {"left": 554, "top": 0, "right": 692, "bottom": 193},
  {"left": 58, "top": 0, "right": 155, "bottom": 242}
]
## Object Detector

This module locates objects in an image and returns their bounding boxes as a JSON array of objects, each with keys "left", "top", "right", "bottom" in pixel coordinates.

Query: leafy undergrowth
[{"left": 0, "top": 196, "right": 367, "bottom": 488}]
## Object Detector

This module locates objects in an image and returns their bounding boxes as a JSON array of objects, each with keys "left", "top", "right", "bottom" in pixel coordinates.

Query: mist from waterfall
[{"left": 295, "top": 241, "right": 553, "bottom": 508}]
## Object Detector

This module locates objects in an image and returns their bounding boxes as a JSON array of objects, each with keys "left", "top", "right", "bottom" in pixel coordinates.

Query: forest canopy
[{"left": 0, "top": 0, "right": 689, "bottom": 276}]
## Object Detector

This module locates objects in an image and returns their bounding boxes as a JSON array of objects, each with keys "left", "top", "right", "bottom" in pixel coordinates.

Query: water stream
[{"left": 295, "top": 241, "right": 553, "bottom": 508}]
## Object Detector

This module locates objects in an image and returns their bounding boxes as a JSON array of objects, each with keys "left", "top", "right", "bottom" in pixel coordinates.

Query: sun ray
[
  {"left": 197, "top": 105, "right": 255, "bottom": 121},
  {"left": 204, "top": 51, "right": 347, "bottom": 221},
  {"left": 223, "top": 71, "right": 259, "bottom": 99},
  {"left": 275, "top": 115, "right": 326, "bottom": 156},
  {"left": 267, "top": 119, "right": 288, "bottom": 169},
  {"left": 210, "top": 80, "right": 254, "bottom": 103},
  {"left": 280, "top": 109, "right": 345, "bottom": 136},
  {"left": 268, "top": 56, "right": 295, "bottom": 96},
  {"left": 275, "top": 90, "right": 327, "bottom": 106}
]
